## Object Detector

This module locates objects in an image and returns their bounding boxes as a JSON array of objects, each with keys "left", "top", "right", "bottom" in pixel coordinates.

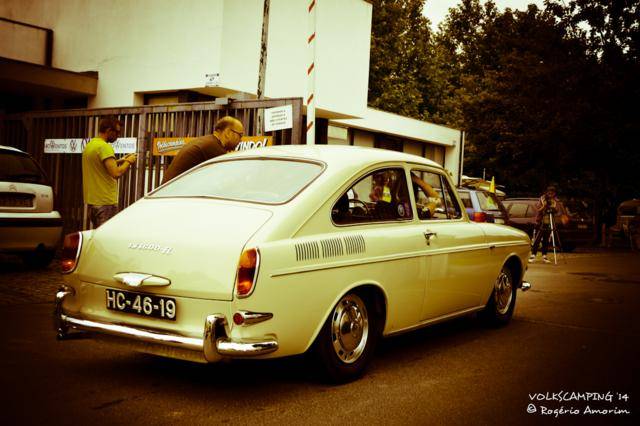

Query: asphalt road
[{"left": 0, "top": 250, "right": 638, "bottom": 425}]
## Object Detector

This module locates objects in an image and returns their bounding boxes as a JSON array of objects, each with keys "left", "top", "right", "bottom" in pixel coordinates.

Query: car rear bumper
[
  {"left": 0, "top": 211, "right": 63, "bottom": 251},
  {"left": 54, "top": 286, "right": 278, "bottom": 363}
]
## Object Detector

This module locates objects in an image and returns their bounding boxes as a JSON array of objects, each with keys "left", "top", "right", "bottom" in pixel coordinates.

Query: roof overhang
[
  {"left": 331, "top": 107, "right": 461, "bottom": 147},
  {"left": 0, "top": 57, "right": 98, "bottom": 97}
]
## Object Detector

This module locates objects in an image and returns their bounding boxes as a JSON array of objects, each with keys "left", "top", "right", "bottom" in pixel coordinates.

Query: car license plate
[
  {"left": 494, "top": 218, "right": 505, "bottom": 224},
  {"left": 106, "top": 288, "right": 176, "bottom": 320},
  {"left": 0, "top": 194, "right": 33, "bottom": 207}
]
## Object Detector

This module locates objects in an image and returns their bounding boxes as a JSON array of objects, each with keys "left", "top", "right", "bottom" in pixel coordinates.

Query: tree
[{"left": 367, "top": 0, "right": 432, "bottom": 119}]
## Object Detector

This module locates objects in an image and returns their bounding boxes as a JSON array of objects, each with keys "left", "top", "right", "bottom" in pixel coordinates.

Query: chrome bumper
[{"left": 54, "top": 286, "right": 278, "bottom": 362}]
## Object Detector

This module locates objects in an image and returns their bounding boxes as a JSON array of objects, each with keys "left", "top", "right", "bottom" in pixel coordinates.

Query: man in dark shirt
[{"left": 162, "top": 116, "right": 244, "bottom": 183}]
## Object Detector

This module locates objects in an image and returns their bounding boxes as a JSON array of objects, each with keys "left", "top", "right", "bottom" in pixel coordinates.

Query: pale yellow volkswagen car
[{"left": 56, "top": 145, "right": 531, "bottom": 382}]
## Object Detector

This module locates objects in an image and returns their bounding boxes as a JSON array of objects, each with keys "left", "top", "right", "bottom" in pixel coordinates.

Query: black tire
[
  {"left": 313, "top": 291, "right": 382, "bottom": 383},
  {"left": 23, "top": 249, "right": 55, "bottom": 269},
  {"left": 480, "top": 266, "right": 517, "bottom": 327}
]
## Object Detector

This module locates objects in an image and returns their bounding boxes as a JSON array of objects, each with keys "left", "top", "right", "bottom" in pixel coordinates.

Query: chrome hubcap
[
  {"left": 331, "top": 294, "right": 369, "bottom": 364},
  {"left": 494, "top": 271, "right": 513, "bottom": 315}
]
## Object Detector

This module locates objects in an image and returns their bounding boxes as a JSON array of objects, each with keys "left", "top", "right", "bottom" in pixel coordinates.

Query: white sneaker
[
  {"left": 528, "top": 255, "right": 536, "bottom": 264},
  {"left": 542, "top": 256, "right": 551, "bottom": 264}
]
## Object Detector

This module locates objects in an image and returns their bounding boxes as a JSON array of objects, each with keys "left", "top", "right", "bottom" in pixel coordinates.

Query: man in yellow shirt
[{"left": 82, "top": 116, "right": 137, "bottom": 228}]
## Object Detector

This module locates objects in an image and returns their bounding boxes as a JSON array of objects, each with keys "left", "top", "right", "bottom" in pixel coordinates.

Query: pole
[
  {"left": 256, "top": 0, "right": 270, "bottom": 135},
  {"left": 306, "top": 0, "right": 317, "bottom": 145}
]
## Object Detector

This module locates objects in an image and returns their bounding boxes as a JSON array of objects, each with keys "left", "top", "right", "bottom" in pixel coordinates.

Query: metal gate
[{"left": 0, "top": 98, "right": 303, "bottom": 234}]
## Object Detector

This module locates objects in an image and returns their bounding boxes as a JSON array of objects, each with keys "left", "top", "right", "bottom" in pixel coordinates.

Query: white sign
[
  {"left": 205, "top": 73, "right": 220, "bottom": 87},
  {"left": 44, "top": 138, "right": 137, "bottom": 154},
  {"left": 264, "top": 104, "right": 293, "bottom": 132}
]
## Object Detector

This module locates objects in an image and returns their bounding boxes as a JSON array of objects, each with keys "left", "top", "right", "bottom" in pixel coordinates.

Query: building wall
[{"left": 0, "top": 0, "right": 371, "bottom": 117}]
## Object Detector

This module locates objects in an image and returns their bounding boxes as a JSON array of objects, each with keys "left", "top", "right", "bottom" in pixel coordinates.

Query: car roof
[
  {"left": 219, "top": 145, "right": 442, "bottom": 170},
  {"left": 0, "top": 145, "right": 27, "bottom": 154}
]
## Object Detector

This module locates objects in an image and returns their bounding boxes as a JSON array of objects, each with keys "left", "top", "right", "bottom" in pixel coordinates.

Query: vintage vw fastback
[{"left": 56, "top": 145, "right": 531, "bottom": 382}]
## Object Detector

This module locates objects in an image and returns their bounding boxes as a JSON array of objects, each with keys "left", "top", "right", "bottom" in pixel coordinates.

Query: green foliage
[
  {"left": 367, "top": 0, "right": 431, "bottom": 119},
  {"left": 367, "top": 0, "right": 639, "bottom": 214}
]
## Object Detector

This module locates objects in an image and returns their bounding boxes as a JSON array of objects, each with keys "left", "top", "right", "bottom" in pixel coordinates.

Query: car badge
[{"left": 128, "top": 242, "right": 173, "bottom": 255}]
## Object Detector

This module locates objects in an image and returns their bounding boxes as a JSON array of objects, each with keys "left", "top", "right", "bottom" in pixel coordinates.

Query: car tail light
[
  {"left": 472, "top": 212, "right": 487, "bottom": 222},
  {"left": 235, "top": 248, "right": 260, "bottom": 298},
  {"left": 61, "top": 232, "right": 82, "bottom": 274}
]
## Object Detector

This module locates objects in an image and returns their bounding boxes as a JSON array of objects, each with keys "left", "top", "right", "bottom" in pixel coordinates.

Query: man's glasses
[{"left": 229, "top": 128, "right": 243, "bottom": 138}]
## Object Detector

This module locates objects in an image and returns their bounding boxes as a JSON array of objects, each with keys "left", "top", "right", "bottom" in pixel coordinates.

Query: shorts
[{"left": 88, "top": 204, "right": 118, "bottom": 228}]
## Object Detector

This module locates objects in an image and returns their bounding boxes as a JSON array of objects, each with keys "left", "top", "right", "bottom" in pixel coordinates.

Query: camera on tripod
[{"left": 543, "top": 195, "right": 557, "bottom": 215}]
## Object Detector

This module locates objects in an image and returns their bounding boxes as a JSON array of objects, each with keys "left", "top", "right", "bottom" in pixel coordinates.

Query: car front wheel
[
  {"left": 481, "top": 266, "right": 517, "bottom": 326},
  {"left": 314, "top": 292, "right": 380, "bottom": 383}
]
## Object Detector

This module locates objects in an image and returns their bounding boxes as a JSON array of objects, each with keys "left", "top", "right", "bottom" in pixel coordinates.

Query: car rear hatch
[
  {"left": 477, "top": 191, "right": 508, "bottom": 224},
  {"left": 76, "top": 198, "right": 272, "bottom": 301}
]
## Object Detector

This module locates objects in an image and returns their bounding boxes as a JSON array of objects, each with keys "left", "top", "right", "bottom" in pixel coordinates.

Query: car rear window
[
  {"left": 476, "top": 191, "right": 501, "bottom": 211},
  {"left": 0, "top": 151, "right": 48, "bottom": 185},
  {"left": 150, "top": 158, "right": 323, "bottom": 204}
]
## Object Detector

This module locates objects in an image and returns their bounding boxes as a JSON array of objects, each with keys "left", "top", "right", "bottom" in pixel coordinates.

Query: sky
[{"left": 422, "top": 0, "right": 545, "bottom": 29}]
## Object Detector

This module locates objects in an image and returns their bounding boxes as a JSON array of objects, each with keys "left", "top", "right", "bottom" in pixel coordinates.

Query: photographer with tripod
[{"left": 529, "top": 186, "right": 561, "bottom": 264}]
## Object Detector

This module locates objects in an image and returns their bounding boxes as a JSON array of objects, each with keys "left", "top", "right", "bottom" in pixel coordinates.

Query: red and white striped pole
[{"left": 306, "top": 0, "right": 317, "bottom": 145}]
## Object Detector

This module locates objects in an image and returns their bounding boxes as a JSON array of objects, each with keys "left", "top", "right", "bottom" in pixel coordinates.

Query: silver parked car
[{"left": 0, "top": 145, "right": 63, "bottom": 267}]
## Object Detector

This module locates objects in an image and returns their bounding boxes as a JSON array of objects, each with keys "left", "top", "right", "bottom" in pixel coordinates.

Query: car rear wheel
[
  {"left": 313, "top": 291, "right": 381, "bottom": 383},
  {"left": 481, "top": 266, "right": 517, "bottom": 326}
]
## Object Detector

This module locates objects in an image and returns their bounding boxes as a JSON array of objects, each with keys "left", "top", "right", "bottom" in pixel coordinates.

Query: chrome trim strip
[{"left": 386, "top": 305, "right": 486, "bottom": 337}]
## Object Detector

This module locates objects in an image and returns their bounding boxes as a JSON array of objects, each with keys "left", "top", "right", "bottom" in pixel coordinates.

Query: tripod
[
  {"left": 546, "top": 210, "right": 565, "bottom": 264},
  {"left": 531, "top": 210, "right": 565, "bottom": 265}
]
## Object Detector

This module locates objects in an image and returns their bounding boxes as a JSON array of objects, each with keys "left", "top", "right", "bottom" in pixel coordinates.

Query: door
[{"left": 409, "top": 168, "right": 493, "bottom": 320}]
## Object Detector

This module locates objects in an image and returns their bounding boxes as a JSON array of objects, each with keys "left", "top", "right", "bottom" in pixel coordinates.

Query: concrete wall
[
  {"left": 0, "top": 0, "right": 372, "bottom": 117},
  {"left": 0, "top": 19, "right": 47, "bottom": 64}
]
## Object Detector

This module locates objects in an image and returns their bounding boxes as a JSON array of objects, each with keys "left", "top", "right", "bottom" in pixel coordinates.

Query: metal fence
[{"left": 0, "top": 98, "right": 303, "bottom": 234}]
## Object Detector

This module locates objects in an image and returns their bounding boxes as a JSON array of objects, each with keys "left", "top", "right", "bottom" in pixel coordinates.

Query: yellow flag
[{"left": 489, "top": 176, "right": 496, "bottom": 193}]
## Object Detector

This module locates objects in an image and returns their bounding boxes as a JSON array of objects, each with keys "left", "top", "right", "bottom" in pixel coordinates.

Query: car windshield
[
  {"left": 476, "top": 191, "right": 501, "bottom": 211},
  {"left": 150, "top": 158, "right": 323, "bottom": 204},
  {"left": 0, "top": 151, "right": 48, "bottom": 185}
]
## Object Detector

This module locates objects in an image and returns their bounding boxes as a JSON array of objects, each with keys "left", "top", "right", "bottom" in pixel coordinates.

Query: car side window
[
  {"left": 525, "top": 204, "right": 537, "bottom": 218},
  {"left": 332, "top": 168, "right": 412, "bottom": 225},
  {"left": 410, "top": 170, "right": 462, "bottom": 220},
  {"left": 507, "top": 202, "right": 528, "bottom": 218},
  {"left": 458, "top": 192, "right": 473, "bottom": 208}
]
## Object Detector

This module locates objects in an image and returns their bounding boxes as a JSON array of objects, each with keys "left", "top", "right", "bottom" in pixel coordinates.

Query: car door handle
[{"left": 423, "top": 230, "right": 437, "bottom": 245}]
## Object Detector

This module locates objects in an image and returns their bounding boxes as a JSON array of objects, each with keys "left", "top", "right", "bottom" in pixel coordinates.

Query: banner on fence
[
  {"left": 152, "top": 136, "right": 273, "bottom": 156},
  {"left": 44, "top": 138, "right": 137, "bottom": 154}
]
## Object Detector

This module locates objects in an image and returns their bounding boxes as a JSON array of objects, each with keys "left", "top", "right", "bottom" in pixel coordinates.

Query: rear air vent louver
[
  {"left": 343, "top": 235, "right": 366, "bottom": 255},
  {"left": 321, "top": 238, "right": 344, "bottom": 258},
  {"left": 295, "top": 241, "right": 320, "bottom": 261}
]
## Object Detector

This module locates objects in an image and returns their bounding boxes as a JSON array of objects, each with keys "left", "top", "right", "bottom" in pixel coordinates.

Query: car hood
[{"left": 76, "top": 198, "right": 272, "bottom": 301}]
